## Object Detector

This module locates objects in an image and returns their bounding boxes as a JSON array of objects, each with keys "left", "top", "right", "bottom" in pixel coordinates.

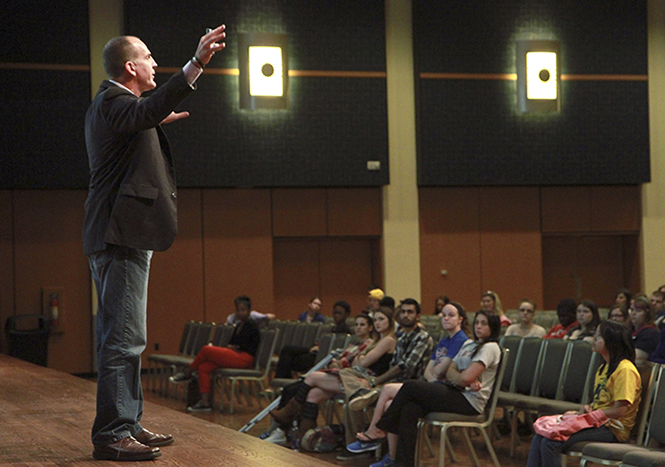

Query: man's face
[
  {"left": 331, "top": 306, "right": 347, "bottom": 325},
  {"left": 400, "top": 304, "right": 419, "bottom": 328},
  {"left": 309, "top": 298, "right": 322, "bottom": 313},
  {"left": 651, "top": 294, "right": 665, "bottom": 313},
  {"left": 128, "top": 38, "right": 157, "bottom": 95}
]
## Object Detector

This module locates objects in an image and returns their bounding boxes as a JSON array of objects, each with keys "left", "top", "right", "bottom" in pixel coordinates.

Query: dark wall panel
[
  {"left": 0, "top": 0, "right": 90, "bottom": 189},
  {"left": 126, "top": 0, "right": 388, "bottom": 188},
  {"left": 415, "top": 0, "right": 649, "bottom": 186}
]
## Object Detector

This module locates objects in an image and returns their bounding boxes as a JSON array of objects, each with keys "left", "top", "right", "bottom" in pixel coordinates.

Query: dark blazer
[{"left": 83, "top": 71, "right": 194, "bottom": 255}]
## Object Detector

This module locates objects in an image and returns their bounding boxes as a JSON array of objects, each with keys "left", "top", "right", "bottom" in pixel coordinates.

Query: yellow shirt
[{"left": 591, "top": 359, "right": 641, "bottom": 441}]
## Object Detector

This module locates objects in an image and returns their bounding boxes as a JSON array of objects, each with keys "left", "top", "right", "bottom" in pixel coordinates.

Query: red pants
[{"left": 189, "top": 345, "right": 254, "bottom": 393}]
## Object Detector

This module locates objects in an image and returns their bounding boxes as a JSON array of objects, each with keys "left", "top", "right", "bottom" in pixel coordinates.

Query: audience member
[
  {"left": 651, "top": 290, "right": 665, "bottom": 328},
  {"left": 607, "top": 304, "right": 629, "bottom": 323},
  {"left": 544, "top": 298, "right": 578, "bottom": 339},
  {"left": 299, "top": 297, "right": 326, "bottom": 323},
  {"left": 226, "top": 307, "right": 274, "bottom": 325},
  {"left": 564, "top": 300, "right": 601, "bottom": 343},
  {"left": 269, "top": 308, "right": 397, "bottom": 447},
  {"left": 366, "top": 288, "right": 384, "bottom": 315},
  {"left": 380, "top": 295, "right": 396, "bottom": 311},
  {"left": 527, "top": 320, "right": 641, "bottom": 467},
  {"left": 273, "top": 300, "right": 352, "bottom": 379},
  {"left": 628, "top": 295, "right": 660, "bottom": 361},
  {"left": 504, "top": 299, "right": 547, "bottom": 338},
  {"left": 614, "top": 288, "right": 632, "bottom": 308},
  {"left": 650, "top": 326, "right": 665, "bottom": 364},
  {"left": 345, "top": 301, "right": 470, "bottom": 455},
  {"left": 170, "top": 296, "right": 260, "bottom": 412},
  {"left": 481, "top": 290, "right": 511, "bottom": 327},
  {"left": 264, "top": 312, "right": 376, "bottom": 446},
  {"left": 333, "top": 299, "right": 434, "bottom": 459},
  {"left": 369, "top": 311, "right": 502, "bottom": 467},
  {"left": 433, "top": 295, "right": 450, "bottom": 316}
]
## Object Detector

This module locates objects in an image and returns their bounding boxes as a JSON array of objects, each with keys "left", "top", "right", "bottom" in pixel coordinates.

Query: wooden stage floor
[
  {"left": 0, "top": 353, "right": 575, "bottom": 467},
  {"left": 0, "top": 354, "right": 341, "bottom": 467}
]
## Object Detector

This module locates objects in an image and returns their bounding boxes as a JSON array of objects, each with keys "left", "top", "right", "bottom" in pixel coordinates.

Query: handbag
[{"left": 533, "top": 409, "right": 608, "bottom": 441}]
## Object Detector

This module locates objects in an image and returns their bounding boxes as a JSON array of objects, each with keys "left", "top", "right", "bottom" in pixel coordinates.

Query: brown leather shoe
[
  {"left": 135, "top": 429, "right": 174, "bottom": 447},
  {"left": 93, "top": 436, "right": 161, "bottom": 461}
]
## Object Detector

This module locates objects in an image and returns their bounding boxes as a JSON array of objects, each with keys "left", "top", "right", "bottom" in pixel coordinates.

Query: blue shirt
[
  {"left": 298, "top": 311, "right": 326, "bottom": 323},
  {"left": 430, "top": 329, "right": 469, "bottom": 364}
]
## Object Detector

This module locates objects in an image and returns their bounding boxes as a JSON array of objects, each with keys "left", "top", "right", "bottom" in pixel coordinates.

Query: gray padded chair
[
  {"left": 414, "top": 347, "right": 510, "bottom": 467},
  {"left": 212, "top": 328, "right": 279, "bottom": 413}
]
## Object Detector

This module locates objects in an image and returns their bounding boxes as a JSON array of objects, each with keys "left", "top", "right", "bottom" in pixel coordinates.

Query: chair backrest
[
  {"left": 632, "top": 362, "right": 657, "bottom": 444},
  {"left": 212, "top": 323, "right": 235, "bottom": 347},
  {"left": 330, "top": 333, "right": 351, "bottom": 353},
  {"left": 510, "top": 337, "right": 546, "bottom": 395},
  {"left": 178, "top": 320, "right": 196, "bottom": 354},
  {"left": 645, "top": 364, "right": 665, "bottom": 446},
  {"left": 279, "top": 321, "right": 299, "bottom": 349},
  {"left": 182, "top": 321, "right": 203, "bottom": 356},
  {"left": 291, "top": 322, "right": 308, "bottom": 347},
  {"left": 498, "top": 335, "right": 522, "bottom": 391},
  {"left": 253, "top": 328, "right": 279, "bottom": 372},
  {"left": 558, "top": 340, "right": 594, "bottom": 403},
  {"left": 481, "top": 347, "right": 511, "bottom": 424},
  {"left": 189, "top": 322, "right": 215, "bottom": 357},
  {"left": 314, "top": 333, "right": 333, "bottom": 364},
  {"left": 301, "top": 322, "right": 321, "bottom": 348},
  {"left": 534, "top": 338, "right": 570, "bottom": 399}
]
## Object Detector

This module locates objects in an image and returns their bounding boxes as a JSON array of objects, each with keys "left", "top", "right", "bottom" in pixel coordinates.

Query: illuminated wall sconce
[
  {"left": 516, "top": 40, "right": 560, "bottom": 113},
  {"left": 238, "top": 33, "right": 289, "bottom": 110}
]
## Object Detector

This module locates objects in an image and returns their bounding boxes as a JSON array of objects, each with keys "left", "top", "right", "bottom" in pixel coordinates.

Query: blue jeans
[
  {"left": 527, "top": 426, "right": 617, "bottom": 467},
  {"left": 89, "top": 245, "right": 152, "bottom": 446}
]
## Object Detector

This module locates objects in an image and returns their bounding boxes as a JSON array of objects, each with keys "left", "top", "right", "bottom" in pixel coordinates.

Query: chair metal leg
[
  {"left": 479, "top": 426, "right": 501, "bottom": 467},
  {"left": 462, "top": 428, "right": 481, "bottom": 467}
]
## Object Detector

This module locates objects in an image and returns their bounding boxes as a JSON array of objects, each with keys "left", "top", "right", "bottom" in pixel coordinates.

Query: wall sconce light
[
  {"left": 239, "top": 33, "right": 289, "bottom": 110},
  {"left": 516, "top": 40, "right": 560, "bottom": 113}
]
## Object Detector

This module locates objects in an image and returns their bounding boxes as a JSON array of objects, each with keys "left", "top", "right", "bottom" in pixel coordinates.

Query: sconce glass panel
[
  {"left": 239, "top": 33, "right": 289, "bottom": 109},
  {"left": 517, "top": 40, "right": 560, "bottom": 113}
]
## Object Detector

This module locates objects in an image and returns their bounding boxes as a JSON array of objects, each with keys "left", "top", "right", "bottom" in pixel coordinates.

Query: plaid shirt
[{"left": 391, "top": 326, "right": 434, "bottom": 382}]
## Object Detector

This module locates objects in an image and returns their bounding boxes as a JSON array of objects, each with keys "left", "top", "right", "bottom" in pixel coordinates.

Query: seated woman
[
  {"left": 504, "top": 299, "right": 547, "bottom": 338},
  {"left": 262, "top": 311, "right": 374, "bottom": 445},
  {"left": 544, "top": 298, "right": 578, "bottom": 339},
  {"left": 269, "top": 307, "right": 397, "bottom": 442},
  {"left": 170, "top": 295, "right": 260, "bottom": 412},
  {"left": 367, "top": 310, "right": 502, "bottom": 467},
  {"left": 433, "top": 295, "right": 450, "bottom": 316},
  {"left": 564, "top": 300, "right": 601, "bottom": 343},
  {"left": 345, "top": 301, "right": 470, "bottom": 454},
  {"left": 608, "top": 303, "right": 629, "bottom": 323},
  {"left": 629, "top": 295, "right": 660, "bottom": 362},
  {"left": 527, "top": 320, "right": 641, "bottom": 467},
  {"left": 481, "top": 290, "right": 511, "bottom": 327}
]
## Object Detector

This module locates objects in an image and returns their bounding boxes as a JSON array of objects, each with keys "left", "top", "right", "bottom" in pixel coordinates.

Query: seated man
[{"left": 273, "top": 300, "right": 351, "bottom": 379}]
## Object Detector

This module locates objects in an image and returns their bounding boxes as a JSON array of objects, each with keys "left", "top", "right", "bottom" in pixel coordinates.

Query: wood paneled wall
[
  {"left": 419, "top": 186, "right": 641, "bottom": 314},
  {"left": 0, "top": 185, "right": 640, "bottom": 373}
]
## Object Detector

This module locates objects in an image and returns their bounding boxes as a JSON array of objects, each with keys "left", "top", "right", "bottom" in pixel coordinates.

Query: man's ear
[{"left": 124, "top": 61, "right": 137, "bottom": 78}]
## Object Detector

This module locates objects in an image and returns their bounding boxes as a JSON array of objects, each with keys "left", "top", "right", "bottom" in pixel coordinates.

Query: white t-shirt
[{"left": 452, "top": 340, "right": 501, "bottom": 413}]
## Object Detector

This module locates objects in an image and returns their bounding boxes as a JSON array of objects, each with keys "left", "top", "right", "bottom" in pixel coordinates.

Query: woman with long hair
[
  {"left": 345, "top": 301, "right": 470, "bottom": 455},
  {"left": 268, "top": 307, "right": 397, "bottom": 443},
  {"left": 481, "top": 290, "right": 511, "bottom": 327},
  {"left": 527, "top": 320, "right": 641, "bottom": 467},
  {"left": 564, "top": 300, "right": 601, "bottom": 343},
  {"left": 365, "top": 310, "right": 502, "bottom": 467}
]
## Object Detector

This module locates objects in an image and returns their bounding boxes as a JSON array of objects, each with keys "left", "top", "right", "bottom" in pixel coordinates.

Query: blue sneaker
[
  {"left": 370, "top": 453, "right": 395, "bottom": 467},
  {"left": 347, "top": 440, "right": 380, "bottom": 453}
]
